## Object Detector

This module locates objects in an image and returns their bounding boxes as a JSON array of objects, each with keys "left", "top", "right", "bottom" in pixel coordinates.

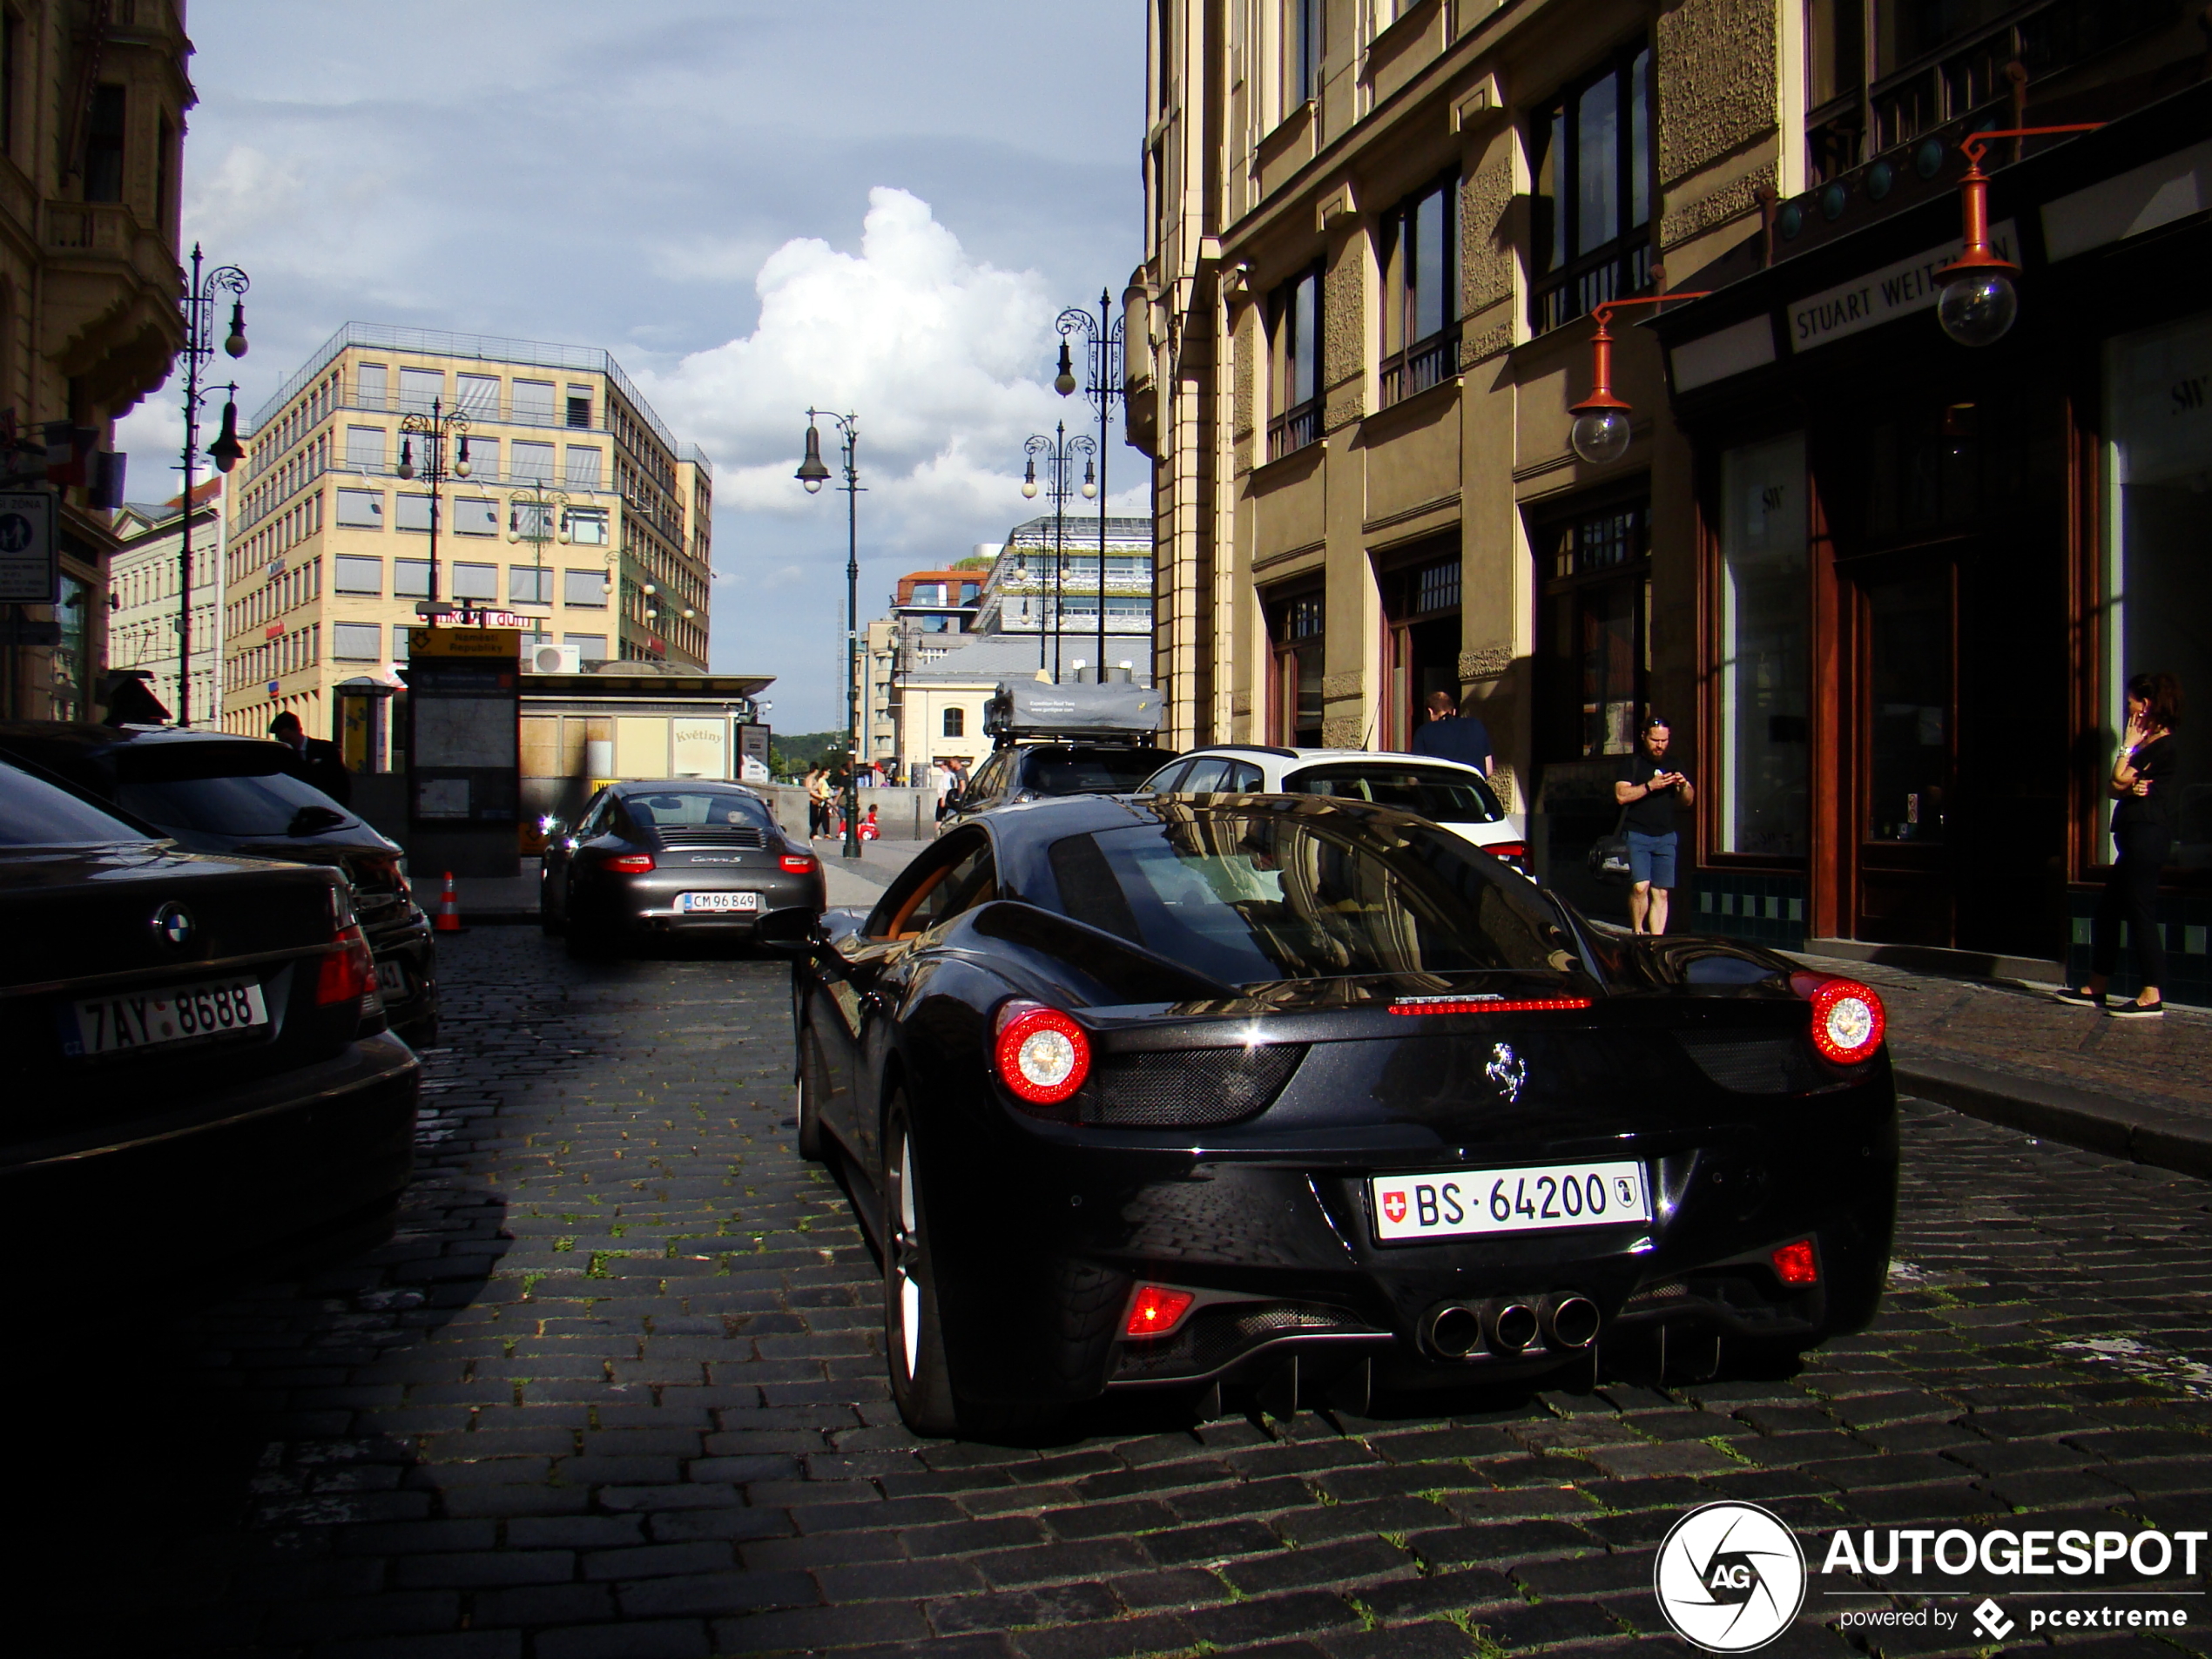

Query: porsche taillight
[
  {"left": 993, "top": 1000, "right": 1091, "bottom": 1107},
  {"left": 780, "top": 853, "right": 819, "bottom": 873},
  {"left": 604, "top": 853, "right": 656, "bottom": 874},
  {"left": 1796, "top": 974, "right": 1885, "bottom": 1063},
  {"left": 1125, "top": 1285, "right": 1196, "bottom": 1339}
]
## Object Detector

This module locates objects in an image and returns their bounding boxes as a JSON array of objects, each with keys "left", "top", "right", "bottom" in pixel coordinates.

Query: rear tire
[{"left": 883, "top": 1095, "right": 961, "bottom": 1437}]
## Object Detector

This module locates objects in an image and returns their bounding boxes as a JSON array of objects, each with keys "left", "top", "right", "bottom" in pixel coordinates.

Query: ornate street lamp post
[
  {"left": 508, "top": 477, "right": 570, "bottom": 637},
  {"left": 396, "top": 398, "right": 473, "bottom": 619},
  {"left": 173, "top": 244, "right": 248, "bottom": 725},
  {"left": 1055, "top": 289, "right": 1125, "bottom": 679},
  {"left": 1021, "top": 421, "right": 1095, "bottom": 681},
  {"left": 796, "top": 409, "right": 864, "bottom": 860}
]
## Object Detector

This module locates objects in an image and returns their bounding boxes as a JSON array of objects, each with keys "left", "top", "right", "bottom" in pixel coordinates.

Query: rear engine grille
[
  {"left": 658, "top": 828, "right": 766, "bottom": 851},
  {"left": 1114, "top": 1300, "right": 1369, "bottom": 1380},
  {"left": 1083, "top": 1044, "right": 1305, "bottom": 1127},
  {"left": 1678, "top": 1033, "right": 1851, "bottom": 1095}
]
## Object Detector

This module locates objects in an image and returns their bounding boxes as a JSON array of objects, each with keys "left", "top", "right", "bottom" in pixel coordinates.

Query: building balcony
[{"left": 40, "top": 198, "right": 185, "bottom": 406}]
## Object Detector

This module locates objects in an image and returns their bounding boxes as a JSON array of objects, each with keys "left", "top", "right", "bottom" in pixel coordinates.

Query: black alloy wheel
[
  {"left": 795, "top": 1022, "right": 829, "bottom": 1163},
  {"left": 882, "top": 1093, "right": 960, "bottom": 1436}
]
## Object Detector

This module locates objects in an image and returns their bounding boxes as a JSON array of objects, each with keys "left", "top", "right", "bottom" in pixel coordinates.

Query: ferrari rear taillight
[
  {"left": 1770, "top": 1238, "right": 1819, "bottom": 1286},
  {"left": 1125, "top": 1285, "right": 1196, "bottom": 1339},
  {"left": 780, "top": 853, "right": 819, "bottom": 873},
  {"left": 1800, "top": 975, "right": 1885, "bottom": 1063},
  {"left": 993, "top": 1000, "right": 1091, "bottom": 1106},
  {"left": 316, "top": 925, "right": 376, "bottom": 1007},
  {"left": 604, "top": 853, "right": 656, "bottom": 874}
]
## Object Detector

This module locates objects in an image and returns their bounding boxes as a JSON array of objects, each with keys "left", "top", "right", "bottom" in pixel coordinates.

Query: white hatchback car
[{"left": 1131, "top": 745, "right": 1527, "bottom": 872}]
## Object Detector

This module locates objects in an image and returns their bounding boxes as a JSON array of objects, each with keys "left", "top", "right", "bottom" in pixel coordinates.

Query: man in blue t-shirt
[{"left": 1407, "top": 690, "right": 1492, "bottom": 773}]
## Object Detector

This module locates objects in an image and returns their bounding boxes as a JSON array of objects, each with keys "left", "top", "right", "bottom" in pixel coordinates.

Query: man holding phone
[{"left": 1614, "top": 715, "right": 1695, "bottom": 935}]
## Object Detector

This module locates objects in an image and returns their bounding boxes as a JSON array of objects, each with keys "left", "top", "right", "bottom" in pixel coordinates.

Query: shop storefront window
[
  {"left": 1716, "top": 435, "right": 1809, "bottom": 856},
  {"left": 2104, "top": 312, "right": 2212, "bottom": 868},
  {"left": 1535, "top": 500, "right": 1649, "bottom": 761}
]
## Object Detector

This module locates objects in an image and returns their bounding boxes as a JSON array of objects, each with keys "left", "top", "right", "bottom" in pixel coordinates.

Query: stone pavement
[{"left": 27, "top": 927, "right": 2212, "bottom": 1658}]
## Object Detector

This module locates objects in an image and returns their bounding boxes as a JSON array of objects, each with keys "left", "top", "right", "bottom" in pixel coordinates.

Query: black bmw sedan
[
  {"left": 541, "top": 780, "right": 826, "bottom": 954},
  {"left": 765, "top": 792, "right": 1898, "bottom": 1436},
  {"left": 0, "top": 759, "right": 420, "bottom": 1293},
  {"left": 0, "top": 722, "right": 438, "bottom": 1045}
]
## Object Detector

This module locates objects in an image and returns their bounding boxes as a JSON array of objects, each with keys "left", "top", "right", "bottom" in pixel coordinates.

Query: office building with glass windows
[{"left": 218, "top": 323, "right": 711, "bottom": 763}]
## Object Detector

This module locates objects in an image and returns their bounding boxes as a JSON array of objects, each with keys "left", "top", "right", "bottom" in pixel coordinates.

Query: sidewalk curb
[{"left": 1895, "top": 1053, "right": 2212, "bottom": 1182}]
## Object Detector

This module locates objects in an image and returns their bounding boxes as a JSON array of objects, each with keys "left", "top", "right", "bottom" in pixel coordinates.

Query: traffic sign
[{"left": 0, "top": 489, "right": 57, "bottom": 603}]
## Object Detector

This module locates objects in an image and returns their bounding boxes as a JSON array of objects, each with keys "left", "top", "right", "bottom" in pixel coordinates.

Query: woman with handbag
[
  {"left": 2055, "top": 672, "right": 2182, "bottom": 1018},
  {"left": 1614, "top": 716, "right": 1695, "bottom": 935}
]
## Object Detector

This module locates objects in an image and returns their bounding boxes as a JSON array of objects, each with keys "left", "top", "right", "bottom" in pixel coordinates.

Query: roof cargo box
[{"left": 986, "top": 679, "right": 1163, "bottom": 744}]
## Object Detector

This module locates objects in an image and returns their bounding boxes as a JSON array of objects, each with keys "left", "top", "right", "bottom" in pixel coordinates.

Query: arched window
[{"left": 942, "top": 706, "right": 965, "bottom": 738}]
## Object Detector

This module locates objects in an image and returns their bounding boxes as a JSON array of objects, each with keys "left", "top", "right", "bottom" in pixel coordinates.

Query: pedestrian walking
[
  {"left": 805, "top": 767, "right": 833, "bottom": 838},
  {"left": 1614, "top": 715, "right": 1694, "bottom": 935},
  {"left": 1406, "top": 688, "right": 1493, "bottom": 773},
  {"left": 2055, "top": 671, "right": 2182, "bottom": 1018}
]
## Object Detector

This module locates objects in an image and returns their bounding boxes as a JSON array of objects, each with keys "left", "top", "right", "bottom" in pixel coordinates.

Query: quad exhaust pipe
[{"left": 1420, "top": 1292, "right": 1602, "bottom": 1359}]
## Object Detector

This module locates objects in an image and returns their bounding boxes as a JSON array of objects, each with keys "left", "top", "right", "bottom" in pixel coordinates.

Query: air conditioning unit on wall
[{"left": 532, "top": 642, "right": 582, "bottom": 674}]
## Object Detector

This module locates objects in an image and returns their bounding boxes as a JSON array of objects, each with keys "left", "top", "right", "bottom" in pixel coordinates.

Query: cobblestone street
[{"left": 29, "top": 928, "right": 2212, "bottom": 1659}]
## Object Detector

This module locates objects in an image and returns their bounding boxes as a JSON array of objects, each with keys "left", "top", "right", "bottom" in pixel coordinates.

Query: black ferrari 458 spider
[{"left": 761, "top": 793, "right": 1897, "bottom": 1436}]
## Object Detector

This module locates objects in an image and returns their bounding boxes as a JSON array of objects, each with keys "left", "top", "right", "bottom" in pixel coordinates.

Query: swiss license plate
[
  {"left": 678, "top": 890, "right": 759, "bottom": 914},
  {"left": 1370, "top": 1160, "right": 1649, "bottom": 1242},
  {"left": 67, "top": 978, "right": 269, "bottom": 1057},
  {"left": 375, "top": 959, "right": 408, "bottom": 998}
]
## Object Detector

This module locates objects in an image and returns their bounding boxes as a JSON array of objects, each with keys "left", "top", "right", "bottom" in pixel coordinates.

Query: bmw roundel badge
[{"left": 153, "top": 901, "right": 195, "bottom": 948}]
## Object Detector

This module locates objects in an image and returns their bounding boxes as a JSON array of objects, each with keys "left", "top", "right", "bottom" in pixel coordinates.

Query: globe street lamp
[
  {"left": 1932, "top": 123, "right": 2101, "bottom": 347},
  {"left": 1565, "top": 291, "right": 1710, "bottom": 466},
  {"left": 1021, "top": 421, "right": 1095, "bottom": 680},
  {"left": 507, "top": 477, "right": 570, "bottom": 632},
  {"left": 796, "top": 408, "right": 864, "bottom": 860},
  {"left": 173, "top": 244, "right": 248, "bottom": 725},
  {"left": 1055, "top": 289, "right": 1125, "bottom": 678},
  {"left": 397, "top": 398, "right": 474, "bottom": 620}
]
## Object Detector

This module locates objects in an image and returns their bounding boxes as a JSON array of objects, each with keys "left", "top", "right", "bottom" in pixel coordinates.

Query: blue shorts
[{"left": 1626, "top": 830, "right": 1677, "bottom": 889}]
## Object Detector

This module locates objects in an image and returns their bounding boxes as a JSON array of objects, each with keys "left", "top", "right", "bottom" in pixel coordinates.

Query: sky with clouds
[{"left": 118, "top": 1, "right": 1148, "bottom": 732}]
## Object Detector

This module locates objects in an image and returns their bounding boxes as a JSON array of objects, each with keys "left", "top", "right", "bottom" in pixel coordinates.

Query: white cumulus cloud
[{"left": 640, "top": 187, "right": 1074, "bottom": 548}]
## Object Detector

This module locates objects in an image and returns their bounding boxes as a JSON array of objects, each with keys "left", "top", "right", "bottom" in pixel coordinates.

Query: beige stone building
[
  {"left": 108, "top": 475, "right": 222, "bottom": 718},
  {"left": 1130, "top": 0, "right": 2211, "bottom": 995},
  {"left": 0, "top": 0, "right": 194, "bottom": 719},
  {"left": 218, "top": 324, "right": 712, "bottom": 761}
]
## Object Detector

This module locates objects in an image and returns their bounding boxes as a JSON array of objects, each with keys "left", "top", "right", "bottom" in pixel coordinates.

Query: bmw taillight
[
  {"left": 994, "top": 1000, "right": 1091, "bottom": 1107},
  {"left": 1797, "top": 974, "right": 1885, "bottom": 1063},
  {"left": 317, "top": 924, "right": 376, "bottom": 1007},
  {"left": 780, "top": 853, "right": 819, "bottom": 873},
  {"left": 604, "top": 853, "right": 656, "bottom": 874}
]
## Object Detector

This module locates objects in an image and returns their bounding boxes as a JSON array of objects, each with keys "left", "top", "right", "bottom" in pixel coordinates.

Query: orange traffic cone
[{"left": 435, "top": 871, "right": 463, "bottom": 933}]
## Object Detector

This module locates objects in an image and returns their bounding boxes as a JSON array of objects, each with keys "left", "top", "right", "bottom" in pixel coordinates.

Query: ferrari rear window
[
  {"left": 1047, "top": 807, "right": 1568, "bottom": 987},
  {"left": 1283, "top": 763, "right": 1505, "bottom": 825}
]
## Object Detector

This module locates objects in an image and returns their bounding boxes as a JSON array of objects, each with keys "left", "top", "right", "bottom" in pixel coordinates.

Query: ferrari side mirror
[{"left": 757, "top": 906, "right": 823, "bottom": 954}]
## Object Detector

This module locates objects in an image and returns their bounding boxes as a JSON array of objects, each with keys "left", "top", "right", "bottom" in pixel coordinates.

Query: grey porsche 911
[{"left": 540, "top": 780, "right": 825, "bottom": 954}]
